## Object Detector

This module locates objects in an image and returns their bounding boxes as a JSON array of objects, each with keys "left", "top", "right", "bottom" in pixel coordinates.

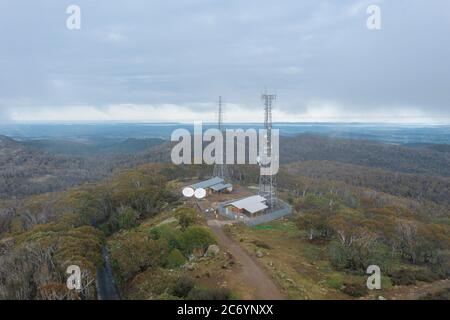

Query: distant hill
[
  {"left": 284, "top": 160, "right": 450, "bottom": 208},
  {"left": 2, "top": 133, "right": 449, "bottom": 201},
  {"left": 23, "top": 137, "right": 165, "bottom": 156},
  {"left": 403, "top": 143, "right": 450, "bottom": 153},
  {"left": 0, "top": 135, "right": 18, "bottom": 148},
  {"left": 280, "top": 135, "right": 450, "bottom": 177},
  {"left": 0, "top": 135, "right": 171, "bottom": 199},
  {"left": 0, "top": 135, "right": 108, "bottom": 199},
  {"left": 114, "top": 134, "right": 450, "bottom": 178}
]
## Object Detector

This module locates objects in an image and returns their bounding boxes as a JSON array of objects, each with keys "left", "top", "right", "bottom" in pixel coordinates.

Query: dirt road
[
  {"left": 207, "top": 219, "right": 285, "bottom": 300},
  {"left": 96, "top": 247, "right": 121, "bottom": 300}
]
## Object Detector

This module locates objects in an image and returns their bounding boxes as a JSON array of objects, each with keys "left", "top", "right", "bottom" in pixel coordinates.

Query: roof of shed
[
  {"left": 228, "top": 195, "right": 268, "bottom": 214},
  {"left": 190, "top": 177, "right": 224, "bottom": 189},
  {"left": 210, "top": 183, "right": 233, "bottom": 191}
]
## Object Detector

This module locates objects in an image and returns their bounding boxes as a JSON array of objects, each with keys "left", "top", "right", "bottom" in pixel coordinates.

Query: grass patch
[
  {"left": 227, "top": 219, "right": 346, "bottom": 299},
  {"left": 325, "top": 272, "right": 345, "bottom": 290},
  {"left": 252, "top": 225, "right": 276, "bottom": 231},
  {"left": 251, "top": 221, "right": 299, "bottom": 235}
]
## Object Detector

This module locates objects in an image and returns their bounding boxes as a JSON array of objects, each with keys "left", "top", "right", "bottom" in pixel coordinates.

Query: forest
[{"left": 0, "top": 133, "right": 449, "bottom": 299}]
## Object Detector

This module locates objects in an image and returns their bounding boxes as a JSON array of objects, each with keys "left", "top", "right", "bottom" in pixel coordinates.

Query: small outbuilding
[
  {"left": 225, "top": 195, "right": 268, "bottom": 217},
  {"left": 189, "top": 177, "right": 233, "bottom": 195}
]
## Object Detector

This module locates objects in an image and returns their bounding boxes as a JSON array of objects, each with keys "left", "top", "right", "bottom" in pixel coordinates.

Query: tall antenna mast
[
  {"left": 259, "top": 90, "right": 277, "bottom": 208},
  {"left": 213, "top": 96, "right": 228, "bottom": 180},
  {"left": 218, "top": 96, "right": 223, "bottom": 131}
]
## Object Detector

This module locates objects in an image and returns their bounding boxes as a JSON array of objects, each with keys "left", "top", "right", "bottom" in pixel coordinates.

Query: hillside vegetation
[
  {"left": 2, "top": 133, "right": 449, "bottom": 200},
  {"left": 0, "top": 135, "right": 109, "bottom": 199},
  {"left": 0, "top": 132, "right": 449, "bottom": 300},
  {"left": 0, "top": 164, "right": 233, "bottom": 300},
  {"left": 0, "top": 165, "right": 176, "bottom": 299},
  {"left": 0, "top": 136, "right": 167, "bottom": 199},
  {"left": 280, "top": 135, "right": 450, "bottom": 177}
]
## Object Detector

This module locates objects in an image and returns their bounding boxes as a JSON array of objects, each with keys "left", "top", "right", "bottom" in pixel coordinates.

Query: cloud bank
[{"left": 0, "top": 0, "right": 449, "bottom": 123}]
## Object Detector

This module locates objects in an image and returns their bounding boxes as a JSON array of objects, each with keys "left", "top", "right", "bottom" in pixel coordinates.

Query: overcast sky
[{"left": 0, "top": 0, "right": 449, "bottom": 123}]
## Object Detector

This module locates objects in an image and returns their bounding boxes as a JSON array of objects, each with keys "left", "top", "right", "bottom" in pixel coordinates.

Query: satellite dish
[
  {"left": 182, "top": 187, "right": 194, "bottom": 198},
  {"left": 194, "top": 188, "right": 207, "bottom": 199}
]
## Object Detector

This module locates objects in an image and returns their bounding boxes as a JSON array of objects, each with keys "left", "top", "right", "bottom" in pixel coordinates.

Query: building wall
[
  {"left": 225, "top": 205, "right": 242, "bottom": 214},
  {"left": 218, "top": 200, "right": 293, "bottom": 226}
]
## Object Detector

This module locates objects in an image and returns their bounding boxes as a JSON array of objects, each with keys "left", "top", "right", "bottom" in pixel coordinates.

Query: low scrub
[{"left": 341, "top": 281, "right": 368, "bottom": 298}]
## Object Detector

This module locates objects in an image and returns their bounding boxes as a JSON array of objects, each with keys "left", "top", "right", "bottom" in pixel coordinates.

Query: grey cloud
[{"left": 0, "top": 0, "right": 449, "bottom": 122}]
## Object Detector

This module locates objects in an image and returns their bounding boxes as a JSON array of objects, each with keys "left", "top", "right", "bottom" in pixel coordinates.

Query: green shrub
[
  {"left": 109, "top": 232, "right": 169, "bottom": 282},
  {"left": 296, "top": 211, "right": 334, "bottom": 241},
  {"left": 116, "top": 206, "right": 139, "bottom": 230},
  {"left": 329, "top": 240, "right": 392, "bottom": 273},
  {"left": 341, "top": 282, "right": 368, "bottom": 297},
  {"left": 187, "top": 287, "right": 231, "bottom": 300},
  {"left": 149, "top": 225, "right": 180, "bottom": 249},
  {"left": 296, "top": 194, "right": 329, "bottom": 212},
  {"left": 389, "top": 269, "right": 416, "bottom": 286},
  {"left": 325, "top": 273, "right": 344, "bottom": 290},
  {"left": 167, "top": 248, "right": 186, "bottom": 268},
  {"left": 156, "top": 292, "right": 182, "bottom": 300},
  {"left": 429, "top": 250, "right": 450, "bottom": 279},
  {"left": 171, "top": 276, "right": 196, "bottom": 298},
  {"left": 103, "top": 206, "right": 139, "bottom": 234},
  {"left": 380, "top": 275, "right": 393, "bottom": 290},
  {"left": 413, "top": 268, "right": 441, "bottom": 283},
  {"left": 175, "top": 207, "right": 196, "bottom": 231},
  {"left": 178, "top": 226, "right": 216, "bottom": 255},
  {"left": 171, "top": 277, "right": 231, "bottom": 300},
  {"left": 124, "top": 267, "right": 178, "bottom": 299}
]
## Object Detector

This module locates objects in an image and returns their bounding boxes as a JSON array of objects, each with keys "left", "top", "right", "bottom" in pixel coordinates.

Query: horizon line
[{"left": 1, "top": 121, "right": 450, "bottom": 126}]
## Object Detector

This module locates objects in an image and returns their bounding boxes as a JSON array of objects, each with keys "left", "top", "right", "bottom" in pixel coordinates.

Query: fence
[{"left": 217, "top": 199, "right": 292, "bottom": 226}]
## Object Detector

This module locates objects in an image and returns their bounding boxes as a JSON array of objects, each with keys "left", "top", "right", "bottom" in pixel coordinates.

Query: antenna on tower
[
  {"left": 259, "top": 90, "right": 277, "bottom": 209},
  {"left": 213, "top": 96, "right": 228, "bottom": 180},
  {"left": 218, "top": 96, "right": 223, "bottom": 131}
]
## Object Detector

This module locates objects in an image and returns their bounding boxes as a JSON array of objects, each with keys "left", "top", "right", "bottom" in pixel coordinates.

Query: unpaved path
[
  {"left": 207, "top": 219, "right": 285, "bottom": 300},
  {"left": 96, "top": 246, "right": 121, "bottom": 300}
]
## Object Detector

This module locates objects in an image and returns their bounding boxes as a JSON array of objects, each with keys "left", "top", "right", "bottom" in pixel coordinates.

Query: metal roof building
[
  {"left": 210, "top": 182, "right": 233, "bottom": 192},
  {"left": 218, "top": 198, "right": 292, "bottom": 226},
  {"left": 227, "top": 195, "right": 268, "bottom": 214},
  {"left": 189, "top": 177, "right": 233, "bottom": 194},
  {"left": 190, "top": 177, "right": 224, "bottom": 190}
]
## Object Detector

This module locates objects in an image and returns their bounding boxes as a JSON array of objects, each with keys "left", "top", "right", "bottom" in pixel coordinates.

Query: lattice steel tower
[
  {"left": 259, "top": 90, "right": 277, "bottom": 209},
  {"left": 213, "top": 96, "right": 228, "bottom": 180}
]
